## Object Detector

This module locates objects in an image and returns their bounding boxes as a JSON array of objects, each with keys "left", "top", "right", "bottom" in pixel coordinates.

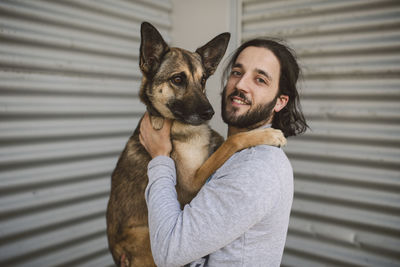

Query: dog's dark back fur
[{"left": 106, "top": 22, "right": 230, "bottom": 266}]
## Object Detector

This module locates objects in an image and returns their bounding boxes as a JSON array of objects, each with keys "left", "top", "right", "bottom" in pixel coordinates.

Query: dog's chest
[{"left": 170, "top": 123, "right": 211, "bottom": 182}]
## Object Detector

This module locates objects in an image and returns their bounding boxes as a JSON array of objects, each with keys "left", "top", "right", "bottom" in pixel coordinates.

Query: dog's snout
[
  {"left": 168, "top": 98, "right": 215, "bottom": 125},
  {"left": 200, "top": 107, "right": 214, "bottom": 120}
]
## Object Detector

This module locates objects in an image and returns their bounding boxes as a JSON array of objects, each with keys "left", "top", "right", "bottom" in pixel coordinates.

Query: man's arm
[{"left": 145, "top": 151, "right": 281, "bottom": 266}]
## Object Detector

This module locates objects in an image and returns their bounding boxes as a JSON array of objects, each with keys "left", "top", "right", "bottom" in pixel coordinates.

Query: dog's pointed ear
[
  {"left": 140, "top": 22, "right": 169, "bottom": 74},
  {"left": 196, "top": 32, "right": 230, "bottom": 77}
]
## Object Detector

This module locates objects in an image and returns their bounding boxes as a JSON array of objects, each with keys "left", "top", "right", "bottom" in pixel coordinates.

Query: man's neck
[
  {"left": 227, "top": 126, "right": 246, "bottom": 137},
  {"left": 227, "top": 120, "right": 273, "bottom": 137}
]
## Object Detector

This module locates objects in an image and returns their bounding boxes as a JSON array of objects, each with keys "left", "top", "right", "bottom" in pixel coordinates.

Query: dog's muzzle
[
  {"left": 168, "top": 100, "right": 215, "bottom": 125},
  {"left": 199, "top": 107, "right": 214, "bottom": 121}
]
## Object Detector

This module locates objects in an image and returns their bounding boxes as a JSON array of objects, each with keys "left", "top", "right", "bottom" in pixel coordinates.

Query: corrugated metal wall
[
  {"left": 0, "top": 1, "right": 172, "bottom": 266},
  {"left": 242, "top": 0, "right": 400, "bottom": 266}
]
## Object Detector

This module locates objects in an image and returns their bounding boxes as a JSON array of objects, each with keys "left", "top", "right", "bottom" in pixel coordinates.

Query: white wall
[{"left": 171, "top": 0, "right": 240, "bottom": 137}]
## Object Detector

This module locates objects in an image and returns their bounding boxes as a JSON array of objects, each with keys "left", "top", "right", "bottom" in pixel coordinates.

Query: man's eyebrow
[
  {"left": 232, "top": 63, "right": 242, "bottom": 69},
  {"left": 256, "top": 68, "right": 273, "bottom": 82},
  {"left": 233, "top": 62, "right": 273, "bottom": 82}
]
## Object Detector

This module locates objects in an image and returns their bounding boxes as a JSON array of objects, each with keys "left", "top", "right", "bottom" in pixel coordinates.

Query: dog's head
[{"left": 138, "top": 22, "right": 230, "bottom": 125}]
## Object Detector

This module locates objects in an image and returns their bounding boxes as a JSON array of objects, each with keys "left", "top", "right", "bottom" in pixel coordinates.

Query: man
[{"left": 139, "top": 38, "right": 307, "bottom": 266}]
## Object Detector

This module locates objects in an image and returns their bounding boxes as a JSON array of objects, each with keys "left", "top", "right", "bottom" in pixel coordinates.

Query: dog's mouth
[
  {"left": 174, "top": 113, "right": 206, "bottom": 125},
  {"left": 172, "top": 111, "right": 213, "bottom": 125}
]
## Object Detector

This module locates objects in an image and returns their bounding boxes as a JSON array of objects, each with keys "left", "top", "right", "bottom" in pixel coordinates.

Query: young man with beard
[{"left": 139, "top": 39, "right": 308, "bottom": 266}]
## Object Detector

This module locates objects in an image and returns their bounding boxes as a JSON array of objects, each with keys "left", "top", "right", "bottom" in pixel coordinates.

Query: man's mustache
[{"left": 228, "top": 89, "right": 251, "bottom": 105}]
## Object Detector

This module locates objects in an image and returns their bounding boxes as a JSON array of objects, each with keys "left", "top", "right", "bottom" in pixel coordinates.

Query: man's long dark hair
[{"left": 221, "top": 38, "right": 308, "bottom": 137}]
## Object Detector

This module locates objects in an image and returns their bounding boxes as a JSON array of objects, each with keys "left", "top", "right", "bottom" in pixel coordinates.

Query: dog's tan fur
[{"left": 106, "top": 22, "right": 286, "bottom": 267}]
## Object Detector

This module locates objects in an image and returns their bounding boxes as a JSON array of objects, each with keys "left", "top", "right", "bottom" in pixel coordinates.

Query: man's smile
[
  {"left": 229, "top": 90, "right": 251, "bottom": 107},
  {"left": 231, "top": 95, "right": 250, "bottom": 105}
]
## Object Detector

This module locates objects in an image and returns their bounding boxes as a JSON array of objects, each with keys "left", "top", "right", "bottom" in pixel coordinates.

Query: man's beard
[{"left": 221, "top": 87, "right": 277, "bottom": 129}]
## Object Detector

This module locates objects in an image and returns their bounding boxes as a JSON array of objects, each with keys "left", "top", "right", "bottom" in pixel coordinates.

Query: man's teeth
[{"left": 233, "top": 98, "right": 247, "bottom": 105}]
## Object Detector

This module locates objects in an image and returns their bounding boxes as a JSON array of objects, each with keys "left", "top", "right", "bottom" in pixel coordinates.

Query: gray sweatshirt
[{"left": 145, "top": 144, "right": 293, "bottom": 267}]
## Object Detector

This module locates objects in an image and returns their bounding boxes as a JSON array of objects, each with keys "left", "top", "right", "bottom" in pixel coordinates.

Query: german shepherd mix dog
[{"left": 107, "top": 22, "right": 286, "bottom": 267}]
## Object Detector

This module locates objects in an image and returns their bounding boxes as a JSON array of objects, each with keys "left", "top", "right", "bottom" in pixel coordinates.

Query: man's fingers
[
  {"left": 162, "top": 118, "right": 172, "bottom": 133},
  {"left": 140, "top": 112, "right": 151, "bottom": 133}
]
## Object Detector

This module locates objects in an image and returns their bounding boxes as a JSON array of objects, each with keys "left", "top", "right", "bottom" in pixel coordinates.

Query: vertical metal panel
[
  {"left": 242, "top": 0, "right": 400, "bottom": 266},
  {"left": 0, "top": 0, "right": 172, "bottom": 266}
]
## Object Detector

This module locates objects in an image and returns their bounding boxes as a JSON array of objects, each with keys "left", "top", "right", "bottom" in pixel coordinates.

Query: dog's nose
[{"left": 200, "top": 107, "right": 214, "bottom": 120}]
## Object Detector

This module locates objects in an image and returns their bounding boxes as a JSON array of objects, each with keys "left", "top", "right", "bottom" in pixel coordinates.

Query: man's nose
[{"left": 235, "top": 74, "right": 251, "bottom": 93}]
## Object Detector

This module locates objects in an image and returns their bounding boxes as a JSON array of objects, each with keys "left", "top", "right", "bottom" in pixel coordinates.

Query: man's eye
[
  {"left": 231, "top": 70, "right": 241, "bottom": 76},
  {"left": 256, "top": 77, "right": 267, "bottom": 84}
]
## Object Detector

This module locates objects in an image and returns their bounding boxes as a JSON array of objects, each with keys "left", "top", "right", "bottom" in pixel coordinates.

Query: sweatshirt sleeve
[{"left": 145, "top": 152, "right": 281, "bottom": 267}]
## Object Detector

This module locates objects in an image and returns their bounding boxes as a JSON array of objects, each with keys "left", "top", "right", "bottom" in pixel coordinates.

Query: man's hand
[{"left": 139, "top": 112, "right": 172, "bottom": 158}]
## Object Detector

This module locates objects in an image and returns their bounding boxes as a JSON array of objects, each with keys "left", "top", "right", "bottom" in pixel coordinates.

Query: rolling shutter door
[
  {"left": 0, "top": 0, "right": 172, "bottom": 266},
  {"left": 242, "top": 0, "right": 400, "bottom": 266}
]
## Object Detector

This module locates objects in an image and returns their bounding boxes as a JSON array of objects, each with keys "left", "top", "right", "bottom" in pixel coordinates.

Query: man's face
[{"left": 222, "top": 46, "right": 288, "bottom": 129}]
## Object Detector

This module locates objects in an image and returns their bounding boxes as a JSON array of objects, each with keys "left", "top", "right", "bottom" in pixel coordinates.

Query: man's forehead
[
  {"left": 234, "top": 46, "right": 280, "bottom": 78},
  {"left": 237, "top": 46, "right": 279, "bottom": 63}
]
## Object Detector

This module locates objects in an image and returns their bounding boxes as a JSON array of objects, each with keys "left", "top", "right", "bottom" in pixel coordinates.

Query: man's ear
[
  {"left": 139, "top": 22, "right": 169, "bottom": 74},
  {"left": 195, "top": 32, "right": 231, "bottom": 77},
  {"left": 274, "top": 95, "right": 289, "bottom": 112}
]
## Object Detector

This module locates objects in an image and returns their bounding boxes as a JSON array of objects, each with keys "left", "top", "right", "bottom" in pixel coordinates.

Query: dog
[{"left": 106, "top": 22, "right": 286, "bottom": 267}]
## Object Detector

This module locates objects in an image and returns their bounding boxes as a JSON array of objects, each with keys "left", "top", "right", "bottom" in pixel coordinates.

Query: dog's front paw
[
  {"left": 261, "top": 128, "right": 287, "bottom": 147},
  {"left": 150, "top": 116, "right": 164, "bottom": 130}
]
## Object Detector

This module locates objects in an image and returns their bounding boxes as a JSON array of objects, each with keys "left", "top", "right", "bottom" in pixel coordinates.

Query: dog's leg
[{"left": 192, "top": 128, "right": 286, "bottom": 190}]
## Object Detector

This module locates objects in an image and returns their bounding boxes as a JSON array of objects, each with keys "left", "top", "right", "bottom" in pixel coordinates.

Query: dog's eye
[
  {"left": 171, "top": 75, "right": 185, "bottom": 86},
  {"left": 173, "top": 76, "right": 182, "bottom": 84}
]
